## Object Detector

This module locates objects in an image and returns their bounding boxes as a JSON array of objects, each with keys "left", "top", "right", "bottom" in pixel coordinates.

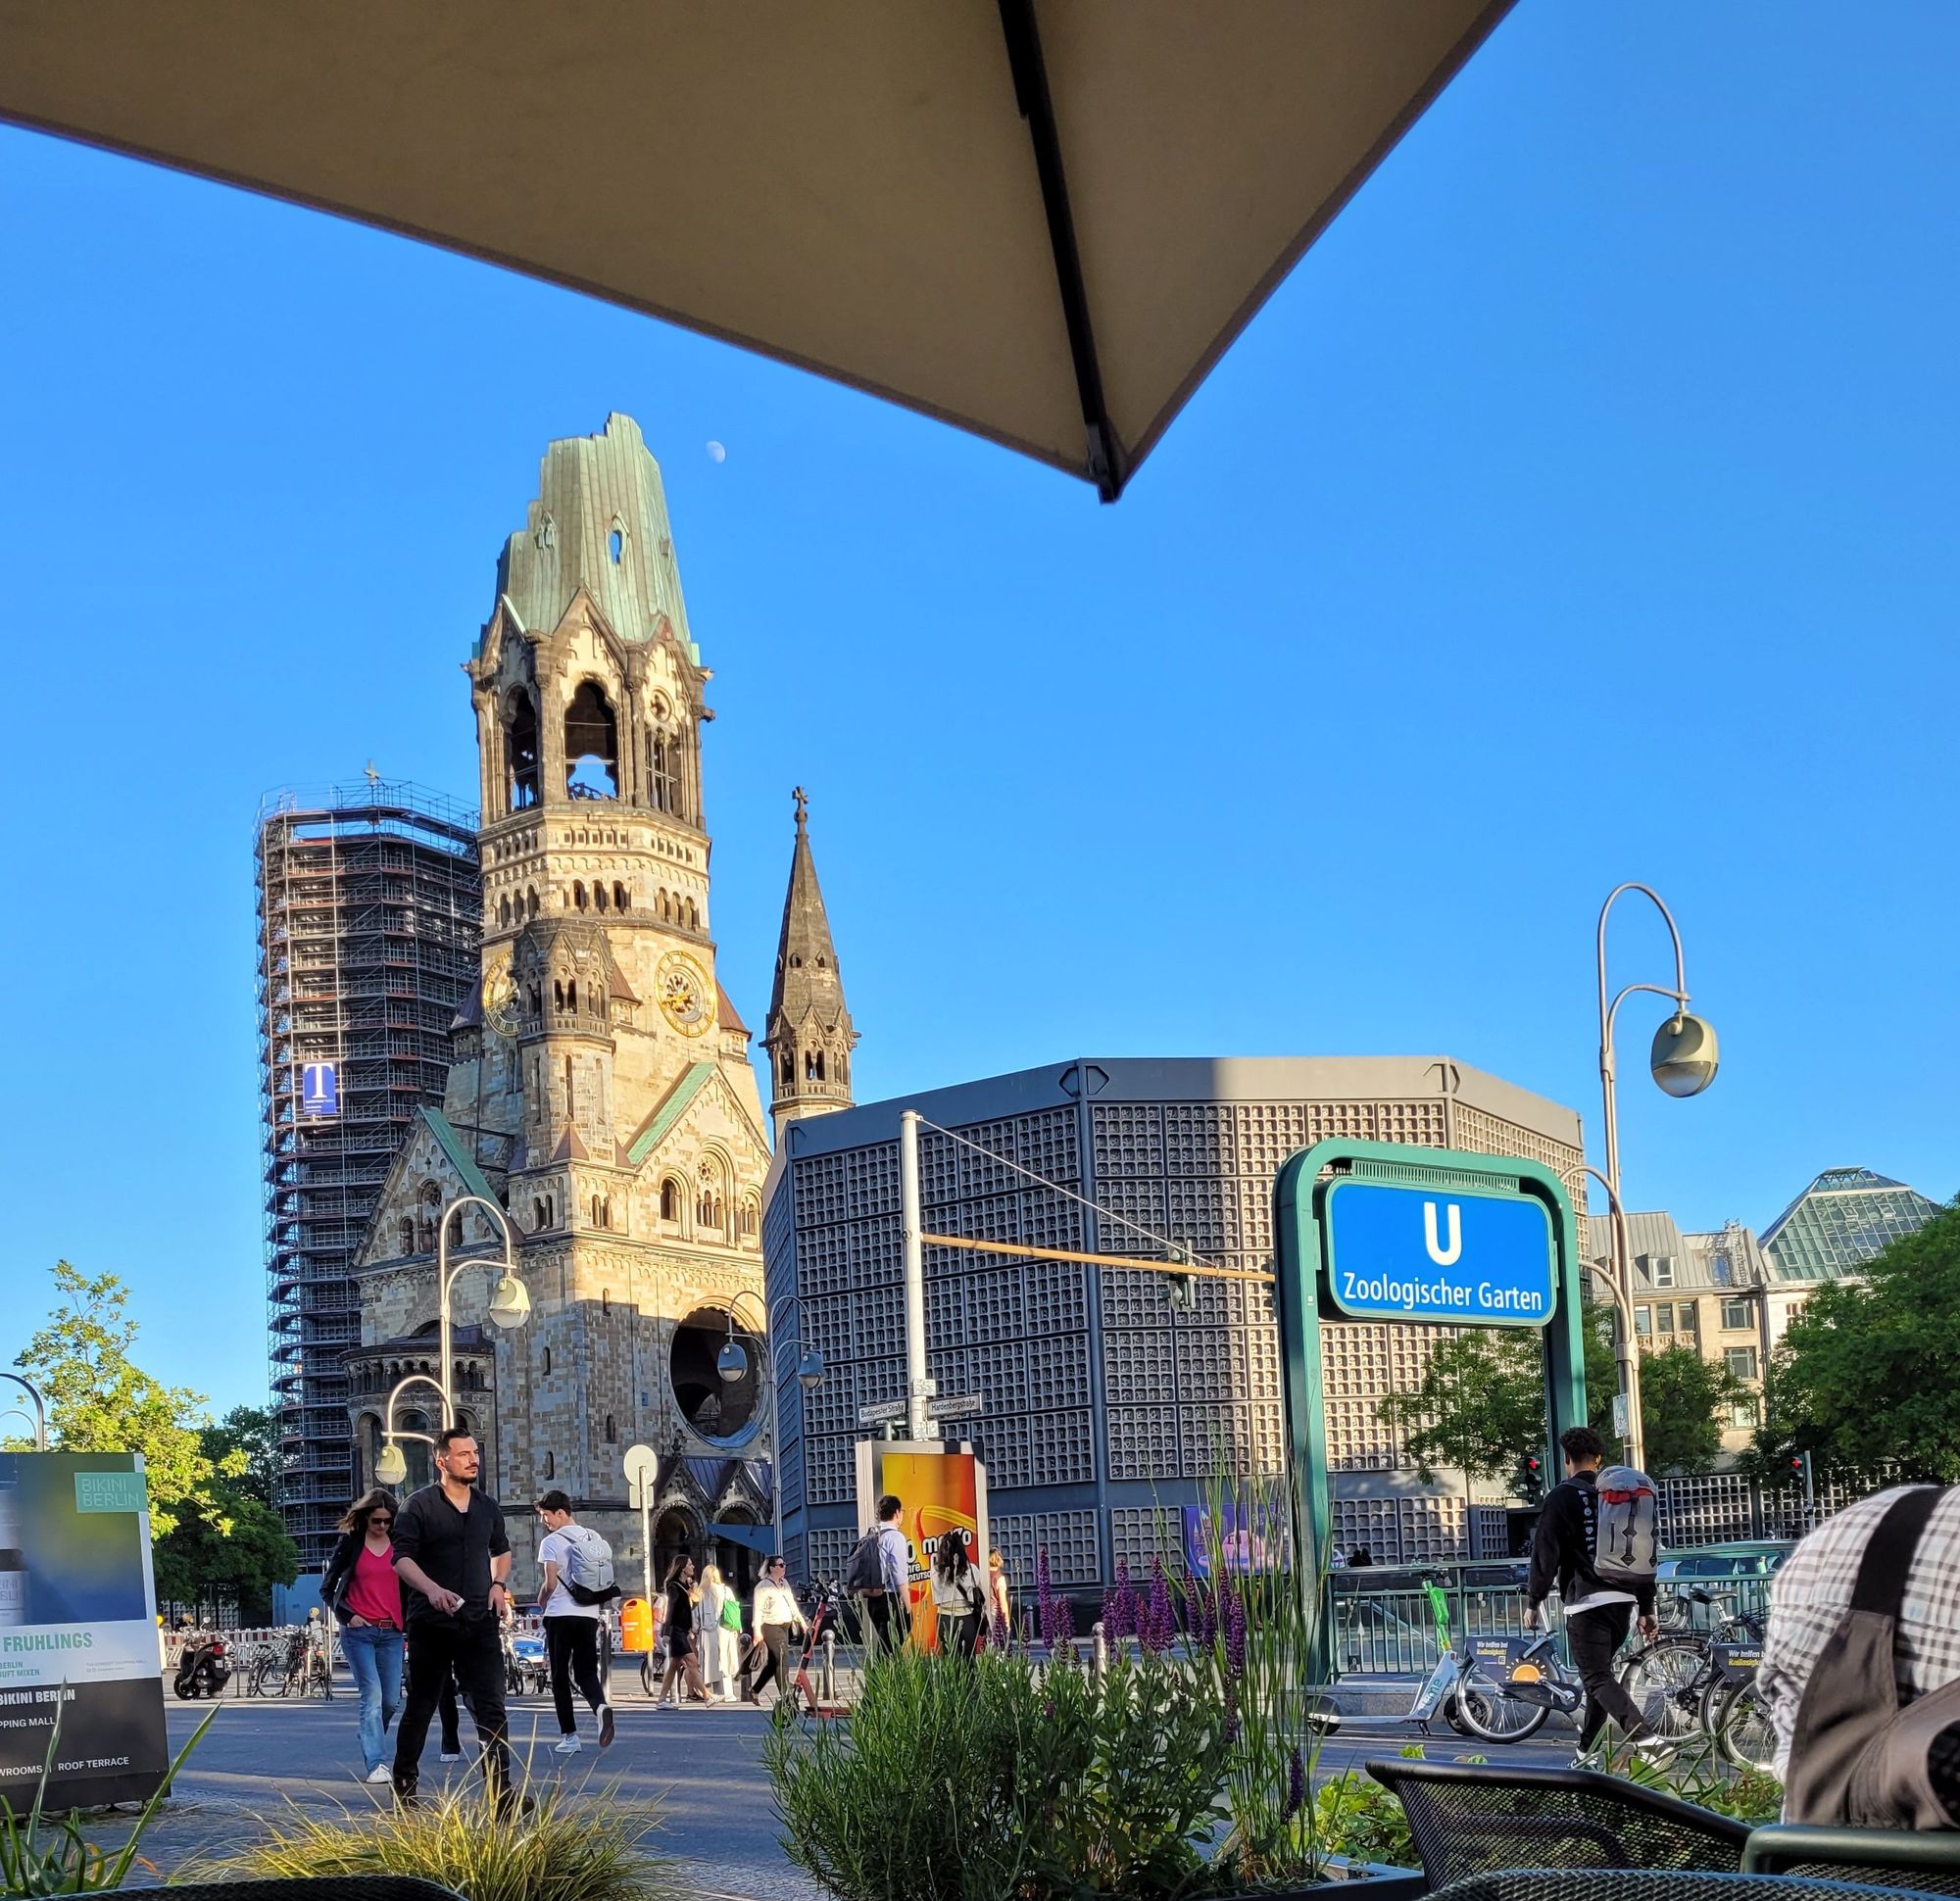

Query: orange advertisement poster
[{"left": 880, "top": 1449, "right": 981, "bottom": 1651}]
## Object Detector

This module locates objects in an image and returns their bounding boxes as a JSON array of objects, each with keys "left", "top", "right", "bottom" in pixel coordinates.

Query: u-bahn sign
[
  {"left": 1321, "top": 1177, "right": 1557, "bottom": 1326},
  {"left": 1272, "top": 1141, "right": 1587, "bottom": 1677}
]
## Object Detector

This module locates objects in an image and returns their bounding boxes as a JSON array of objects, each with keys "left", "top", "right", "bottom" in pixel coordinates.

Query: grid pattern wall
[
  {"left": 777, "top": 1081, "right": 1585, "bottom": 1582},
  {"left": 1324, "top": 1494, "right": 1469, "bottom": 1564},
  {"left": 1657, "top": 1473, "right": 1754, "bottom": 1545},
  {"left": 789, "top": 1107, "right": 1096, "bottom": 1508},
  {"left": 994, "top": 1510, "right": 1101, "bottom": 1590},
  {"left": 257, "top": 783, "right": 480, "bottom": 1568}
]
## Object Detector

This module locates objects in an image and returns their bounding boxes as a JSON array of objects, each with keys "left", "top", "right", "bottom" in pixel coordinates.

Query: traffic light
[
  {"left": 1788, "top": 1449, "right": 1814, "bottom": 1488},
  {"left": 1515, "top": 1451, "right": 1544, "bottom": 1505},
  {"left": 1165, "top": 1245, "right": 1196, "bottom": 1314}
]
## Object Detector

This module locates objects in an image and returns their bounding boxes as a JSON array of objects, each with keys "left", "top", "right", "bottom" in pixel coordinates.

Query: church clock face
[
  {"left": 481, "top": 951, "right": 522, "bottom": 1039},
  {"left": 657, "top": 950, "right": 714, "bottom": 1037}
]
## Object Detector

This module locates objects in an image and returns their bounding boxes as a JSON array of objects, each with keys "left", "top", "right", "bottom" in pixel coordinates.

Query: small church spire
[{"left": 763, "top": 788, "right": 858, "bottom": 1145}]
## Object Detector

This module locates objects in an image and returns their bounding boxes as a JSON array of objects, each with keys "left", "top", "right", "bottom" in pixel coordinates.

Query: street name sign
[
  {"left": 1321, "top": 1178, "right": 1555, "bottom": 1327},
  {"left": 858, "top": 1397, "right": 906, "bottom": 1426},
  {"left": 934, "top": 1391, "right": 987, "bottom": 1420}
]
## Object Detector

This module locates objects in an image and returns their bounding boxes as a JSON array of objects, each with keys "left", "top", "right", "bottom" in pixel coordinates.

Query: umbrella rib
[{"left": 997, "top": 0, "right": 1124, "bottom": 502}]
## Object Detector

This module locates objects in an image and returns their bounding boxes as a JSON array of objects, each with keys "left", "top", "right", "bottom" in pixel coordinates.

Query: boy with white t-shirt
[{"left": 535, "top": 1490, "right": 614, "bottom": 1753}]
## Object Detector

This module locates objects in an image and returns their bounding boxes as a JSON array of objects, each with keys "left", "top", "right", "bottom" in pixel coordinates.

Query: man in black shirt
[
  {"left": 389, "top": 1426, "right": 514, "bottom": 1803},
  {"left": 1527, "top": 1425, "right": 1660, "bottom": 1758}
]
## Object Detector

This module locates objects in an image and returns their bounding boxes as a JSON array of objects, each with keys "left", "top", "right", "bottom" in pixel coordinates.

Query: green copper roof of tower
[{"left": 482, "top": 413, "right": 699, "bottom": 663}]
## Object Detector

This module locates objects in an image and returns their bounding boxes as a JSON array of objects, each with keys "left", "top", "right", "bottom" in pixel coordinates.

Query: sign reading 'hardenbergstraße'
[{"left": 1322, "top": 1178, "right": 1556, "bottom": 1327}]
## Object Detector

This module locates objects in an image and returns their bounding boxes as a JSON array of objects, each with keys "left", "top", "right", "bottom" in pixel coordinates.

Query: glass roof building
[{"left": 1760, "top": 1167, "right": 1941, "bottom": 1283}]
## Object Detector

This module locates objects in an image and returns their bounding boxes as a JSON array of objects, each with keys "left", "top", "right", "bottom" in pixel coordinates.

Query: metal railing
[{"left": 1320, "top": 1562, "right": 1778, "bottom": 1678}]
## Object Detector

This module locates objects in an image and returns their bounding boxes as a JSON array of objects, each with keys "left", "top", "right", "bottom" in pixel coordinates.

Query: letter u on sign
[{"left": 1423, "top": 1201, "right": 1462, "bottom": 1267}]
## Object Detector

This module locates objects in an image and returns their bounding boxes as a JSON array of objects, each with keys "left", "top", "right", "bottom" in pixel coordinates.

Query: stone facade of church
[{"left": 351, "top": 414, "right": 835, "bottom": 1588}]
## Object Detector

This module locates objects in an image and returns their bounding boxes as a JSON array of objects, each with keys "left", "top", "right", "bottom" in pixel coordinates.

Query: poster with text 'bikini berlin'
[{"left": 0, "top": 1452, "right": 169, "bottom": 1812}]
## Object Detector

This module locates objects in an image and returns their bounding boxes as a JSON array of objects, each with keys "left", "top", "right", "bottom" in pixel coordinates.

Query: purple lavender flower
[
  {"left": 1282, "top": 1745, "right": 1306, "bottom": 1823},
  {"left": 1223, "top": 1578, "right": 1248, "bottom": 1681},
  {"left": 1142, "top": 1557, "right": 1175, "bottom": 1655},
  {"left": 1037, "top": 1547, "right": 1076, "bottom": 1649},
  {"left": 991, "top": 1608, "right": 1009, "bottom": 1650},
  {"left": 1194, "top": 1581, "right": 1217, "bottom": 1650},
  {"left": 1105, "top": 1558, "right": 1136, "bottom": 1641},
  {"left": 1222, "top": 1681, "right": 1241, "bottom": 1745}
]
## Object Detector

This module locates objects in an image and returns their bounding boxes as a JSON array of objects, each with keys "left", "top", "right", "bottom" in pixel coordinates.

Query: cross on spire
[{"left": 793, "top": 785, "right": 808, "bottom": 829}]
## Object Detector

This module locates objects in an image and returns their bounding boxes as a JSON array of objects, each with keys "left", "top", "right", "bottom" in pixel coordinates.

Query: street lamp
[
  {"left": 767, "top": 1296, "right": 824, "bottom": 1551},
  {"left": 373, "top": 1372, "right": 446, "bottom": 1490},
  {"left": 0, "top": 1374, "right": 47, "bottom": 1452},
  {"left": 436, "top": 1193, "right": 529, "bottom": 1427},
  {"left": 1596, "top": 883, "right": 1720, "bottom": 1473}
]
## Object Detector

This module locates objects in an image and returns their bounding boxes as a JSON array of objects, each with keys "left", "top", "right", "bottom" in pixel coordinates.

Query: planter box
[{"left": 1250, "top": 1862, "right": 1427, "bottom": 1899}]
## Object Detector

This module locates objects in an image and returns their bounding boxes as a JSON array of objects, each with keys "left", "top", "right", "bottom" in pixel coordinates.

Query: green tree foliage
[
  {"left": 204, "top": 1405, "right": 282, "bottom": 1505},
  {"left": 1376, "top": 1304, "right": 1740, "bottom": 1490},
  {"left": 1754, "top": 1203, "right": 1960, "bottom": 1482},
  {"left": 1638, "top": 1342, "right": 1752, "bottom": 1477},
  {"left": 153, "top": 1411, "right": 301, "bottom": 1620},
  {"left": 10, "top": 1263, "right": 221, "bottom": 1537},
  {"left": 1377, "top": 1327, "right": 1544, "bottom": 1487}
]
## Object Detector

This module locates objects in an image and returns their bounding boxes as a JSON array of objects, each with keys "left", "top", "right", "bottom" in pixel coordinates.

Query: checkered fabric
[{"left": 1759, "top": 1484, "right": 1960, "bottom": 1779}]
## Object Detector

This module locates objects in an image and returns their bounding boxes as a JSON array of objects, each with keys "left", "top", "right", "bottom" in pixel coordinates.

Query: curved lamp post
[
  {"left": 1596, "top": 884, "right": 1720, "bottom": 1473},
  {"left": 436, "top": 1193, "right": 529, "bottom": 1428},
  {"left": 0, "top": 1374, "right": 47, "bottom": 1452},
  {"left": 766, "top": 1292, "right": 825, "bottom": 1549},
  {"left": 373, "top": 1371, "right": 447, "bottom": 1489}
]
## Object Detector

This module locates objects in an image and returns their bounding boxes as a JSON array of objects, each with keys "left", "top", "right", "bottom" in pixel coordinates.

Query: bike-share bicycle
[{"left": 1330, "top": 1579, "right": 1582, "bottom": 1745}]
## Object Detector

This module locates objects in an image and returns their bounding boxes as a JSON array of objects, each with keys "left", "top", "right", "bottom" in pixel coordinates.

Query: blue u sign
[
  {"left": 300, "top": 1061, "right": 339, "bottom": 1117},
  {"left": 1322, "top": 1179, "right": 1555, "bottom": 1327}
]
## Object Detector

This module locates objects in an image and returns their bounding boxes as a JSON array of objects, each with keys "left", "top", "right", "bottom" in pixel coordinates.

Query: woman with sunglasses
[{"left": 323, "top": 1488, "right": 405, "bottom": 1782}]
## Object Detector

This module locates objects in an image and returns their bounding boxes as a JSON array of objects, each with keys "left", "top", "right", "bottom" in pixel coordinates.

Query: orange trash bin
[{"left": 619, "top": 1595, "right": 654, "bottom": 1654}]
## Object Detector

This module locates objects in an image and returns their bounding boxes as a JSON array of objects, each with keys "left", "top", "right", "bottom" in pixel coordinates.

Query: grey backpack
[
  {"left": 561, "top": 1526, "right": 619, "bottom": 1605},
  {"left": 1592, "top": 1465, "right": 1660, "bottom": 1588}
]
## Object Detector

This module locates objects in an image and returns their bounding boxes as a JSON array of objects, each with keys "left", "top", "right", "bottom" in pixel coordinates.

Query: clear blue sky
[{"left": 2, "top": 5, "right": 1954, "bottom": 1415}]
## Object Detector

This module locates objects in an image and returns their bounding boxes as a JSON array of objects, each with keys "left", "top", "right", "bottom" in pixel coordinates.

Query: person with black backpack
[
  {"left": 535, "top": 1489, "right": 618, "bottom": 1753},
  {"left": 1526, "top": 1425, "right": 1664, "bottom": 1760},
  {"left": 844, "top": 1493, "right": 912, "bottom": 1656}
]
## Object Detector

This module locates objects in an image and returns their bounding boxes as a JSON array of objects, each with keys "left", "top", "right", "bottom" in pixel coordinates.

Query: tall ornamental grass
[
  {"left": 197, "top": 1772, "right": 674, "bottom": 1901},
  {"left": 766, "top": 1464, "right": 1353, "bottom": 1900}
]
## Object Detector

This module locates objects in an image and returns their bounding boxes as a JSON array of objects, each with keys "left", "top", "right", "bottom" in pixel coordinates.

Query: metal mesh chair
[
  {"left": 145, "top": 1882, "right": 462, "bottom": 1901},
  {"left": 1744, "top": 1825, "right": 1960, "bottom": 1895},
  {"left": 1427, "top": 1874, "right": 1930, "bottom": 1901},
  {"left": 1365, "top": 1759, "right": 1749, "bottom": 1890}
]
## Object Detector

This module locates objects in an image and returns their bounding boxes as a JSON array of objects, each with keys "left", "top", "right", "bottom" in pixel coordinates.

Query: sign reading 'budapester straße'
[{"left": 1322, "top": 1178, "right": 1556, "bottom": 1326}]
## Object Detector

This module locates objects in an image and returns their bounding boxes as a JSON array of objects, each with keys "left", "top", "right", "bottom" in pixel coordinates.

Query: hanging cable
[{"left": 912, "top": 1113, "right": 1254, "bottom": 1282}]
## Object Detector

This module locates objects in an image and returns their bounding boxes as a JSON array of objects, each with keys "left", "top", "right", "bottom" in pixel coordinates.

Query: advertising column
[
  {"left": 854, "top": 1442, "right": 989, "bottom": 1651},
  {"left": 0, "top": 1453, "right": 169, "bottom": 1812}
]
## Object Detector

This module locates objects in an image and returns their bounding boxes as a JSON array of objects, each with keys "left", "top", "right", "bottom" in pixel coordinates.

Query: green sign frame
[{"left": 1272, "top": 1140, "right": 1588, "bottom": 1679}]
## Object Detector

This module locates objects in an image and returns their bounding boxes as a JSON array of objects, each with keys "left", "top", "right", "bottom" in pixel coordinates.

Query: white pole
[
  {"left": 899, "top": 1109, "right": 935, "bottom": 1440},
  {"left": 640, "top": 1481, "right": 654, "bottom": 1609}
]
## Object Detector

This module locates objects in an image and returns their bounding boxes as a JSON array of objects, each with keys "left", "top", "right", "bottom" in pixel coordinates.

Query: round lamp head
[
  {"left": 797, "top": 1348, "right": 825, "bottom": 1393},
  {"left": 1650, "top": 1011, "right": 1720, "bottom": 1098},
  {"left": 716, "top": 1338, "right": 748, "bottom": 1384},
  {"left": 486, "top": 1271, "right": 531, "bottom": 1330},
  {"left": 374, "top": 1442, "right": 408, "bottom": 1487}
]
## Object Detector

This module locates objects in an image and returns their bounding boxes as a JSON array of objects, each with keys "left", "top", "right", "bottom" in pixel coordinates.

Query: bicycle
[
  {"left": 1330, "top": 1579, "right": 1552, "bottom": 1744},
  {"left": 1620, "top": 1587, "right": 1767, "bottom": 1768}
]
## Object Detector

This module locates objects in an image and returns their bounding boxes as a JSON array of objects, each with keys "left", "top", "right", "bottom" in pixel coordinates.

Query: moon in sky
[{"left": 706, "top": 440, "right": 727, "bottom": 463}]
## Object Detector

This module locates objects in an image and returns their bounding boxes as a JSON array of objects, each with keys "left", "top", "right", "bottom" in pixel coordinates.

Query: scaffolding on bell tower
[{"left": 255, "top": 778, "right": 481, "bottom": 1569}]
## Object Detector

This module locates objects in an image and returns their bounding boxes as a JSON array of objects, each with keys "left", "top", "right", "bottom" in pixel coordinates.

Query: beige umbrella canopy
[{"left": 0, "top": 0, "right": 1512, "bottom": 499}]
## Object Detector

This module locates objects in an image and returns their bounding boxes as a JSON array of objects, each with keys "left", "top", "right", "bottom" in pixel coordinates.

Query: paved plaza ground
[{"left": 112, "top": 1663, "right": 1577, "bottom": 1894}]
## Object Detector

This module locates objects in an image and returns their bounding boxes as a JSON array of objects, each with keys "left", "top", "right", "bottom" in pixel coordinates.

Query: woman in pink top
[{"left": 323, "top": 1488, "right": 405, "bottom": 1781}]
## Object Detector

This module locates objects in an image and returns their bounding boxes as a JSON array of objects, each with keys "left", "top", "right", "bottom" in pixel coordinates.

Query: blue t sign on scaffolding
[
  {"left": 300, "top": 1061, "right": 339, "bottom": 1118},
  {"left": 1321, "top": 1180, "right": 1556, "bottom": 1326}
]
